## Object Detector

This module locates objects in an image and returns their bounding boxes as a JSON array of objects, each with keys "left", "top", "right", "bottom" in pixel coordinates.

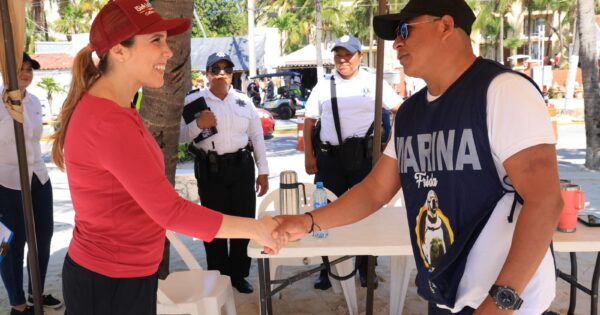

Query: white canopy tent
[{"left": 278, "top": 44, "right": 335, "bottom": 68}]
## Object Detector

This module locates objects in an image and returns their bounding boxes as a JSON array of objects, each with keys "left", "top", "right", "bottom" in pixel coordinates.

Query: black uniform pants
[
  {"left": 315, "top": 151, "right": 375, "bottom": 274},
  {"left": 195, "top": 154, "right": 256, "bottom": 280}
]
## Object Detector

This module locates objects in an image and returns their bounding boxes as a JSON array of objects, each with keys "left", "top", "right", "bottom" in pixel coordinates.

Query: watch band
[{"left": 489, "top": 284, "right": 523, "bottom": 310}]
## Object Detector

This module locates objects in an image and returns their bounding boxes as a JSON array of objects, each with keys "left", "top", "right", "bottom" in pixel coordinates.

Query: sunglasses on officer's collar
[
  {"left": 395, "top": 18, "right": 441, "bottom": 40},
  {"left": 209, "top": 66, "right": 234, "bottom": 75}
]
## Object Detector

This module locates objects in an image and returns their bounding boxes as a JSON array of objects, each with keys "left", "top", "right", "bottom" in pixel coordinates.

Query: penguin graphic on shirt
[{"left": 415, "top": 190, "right": 454, "bottom": 271}]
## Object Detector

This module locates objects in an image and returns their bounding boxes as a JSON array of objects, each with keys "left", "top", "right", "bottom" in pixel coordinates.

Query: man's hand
[
  {"left": 256, "top": 174, "right": 269, "bottom": 197},
  {"left": 305, "top": 153, "right": 318, "bottom": 175},
  {"left": 474, "top": 296, "right": 513, "bottom": 315},
  {"left": 195, "top": 110, "right": 216, "bottom": 129},
  {"left": 273, "top": 214, "right": 311, "bottom": 242},
  {"left": 255, "top": 215, "right": 286, "bottom": 255}
]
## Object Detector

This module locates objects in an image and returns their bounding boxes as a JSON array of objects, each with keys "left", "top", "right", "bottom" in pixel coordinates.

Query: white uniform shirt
[
  {"left": 384, "top": 73, "right": 556, "bottom": 314},
  {"left": 304, "top": 69, "right": 402, "bottom": 145},
  {"left": 180, "top": 87, "right": 269, "bottom": 175},
  {"left": 0, "top": 86, "right": 49, "bottom": 190}
]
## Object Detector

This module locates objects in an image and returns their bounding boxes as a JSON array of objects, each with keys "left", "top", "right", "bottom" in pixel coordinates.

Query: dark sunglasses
[
  {"left": 209, "top": 66, "right": 234, "bottom": 75},
  {"left": 395, "top": 18, "right": 440, "bottom": 40}
]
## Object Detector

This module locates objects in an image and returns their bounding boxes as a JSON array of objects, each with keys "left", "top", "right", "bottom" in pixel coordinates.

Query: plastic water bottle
[{"left": 312, "top": 182, "right": 329, "bottom": 238}]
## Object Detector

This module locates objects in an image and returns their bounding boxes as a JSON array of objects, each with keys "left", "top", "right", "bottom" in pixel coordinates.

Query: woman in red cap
[{"left": 50, "top": 1, "right": 283, "bottom": 314}]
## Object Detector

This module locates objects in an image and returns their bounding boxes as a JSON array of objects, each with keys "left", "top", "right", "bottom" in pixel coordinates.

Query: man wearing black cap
[
  {"left": 275, "top": 1, "right": 562, "bottom": 314},
  {"left": 180, "top": 52, "right": 269, "bottom": 294},
  {"left": 1, "top": 53, "right": 62, "bottom": 314},
  {"left": 303, "top": 35, "right": 402, "bottom": 290}
]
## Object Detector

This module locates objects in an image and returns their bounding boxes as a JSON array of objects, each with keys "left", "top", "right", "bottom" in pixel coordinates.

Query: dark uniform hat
[
  {"left": 331, "top": 35, "right": 362, "bottom": 54},
  {"left": 206, "top": 52, "right": 234, "bottom": 68},
  {"left": 23, "top": 53, "right": 40, "bottom": 70},
  {"left": 373, "top": 0, "right": 476, "bottom": 40}
]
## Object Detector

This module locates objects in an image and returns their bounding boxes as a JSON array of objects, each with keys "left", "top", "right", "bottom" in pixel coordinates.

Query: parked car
[{"left": 257, "top": 108, "right": 275, "bottom": 139}]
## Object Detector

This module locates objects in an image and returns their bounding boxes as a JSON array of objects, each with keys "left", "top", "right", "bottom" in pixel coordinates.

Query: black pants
[
  {"left": 62, "top": 255, "right": 158, "bottom": 315},
  {"left": 315, "top": 151, "right": 375, "bottom": 275},
  {"left": 428, "top": 302, "right": 475, "bottom": 314},
  {"left": 0, "top": 174, "right": 53, "bottom": 306},
  {"left": 195, "top": 154, "right": 256, "bottom": 280}
]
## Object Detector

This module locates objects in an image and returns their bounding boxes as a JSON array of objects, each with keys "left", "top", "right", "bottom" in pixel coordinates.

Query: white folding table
[
  {"left": 249, "top": 208, "right": 600, "bottom": 315},
  {"left": 248, "top": 207, "right": 412, "bottom": 315}
]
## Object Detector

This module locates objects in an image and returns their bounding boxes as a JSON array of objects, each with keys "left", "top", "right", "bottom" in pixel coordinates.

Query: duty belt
[
  {"left": 318, "top": 143, "right": 341, "bottom": 156},
  {"left": 189, "top": 144, "right": 252, "bottom": 170}
]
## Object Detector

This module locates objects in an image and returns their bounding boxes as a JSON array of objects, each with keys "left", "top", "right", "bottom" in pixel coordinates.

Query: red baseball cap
[{"left": 89, "top": 0, "right": 191, "bottom": 57}]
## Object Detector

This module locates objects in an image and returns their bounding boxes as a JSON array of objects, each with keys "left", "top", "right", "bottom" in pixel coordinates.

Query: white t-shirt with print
[
  {"left": 383, "top": 72, "right": 557, "bottom": 314},
  {"left": 305, "top": 69, "right": 402, "bottom": 146}
]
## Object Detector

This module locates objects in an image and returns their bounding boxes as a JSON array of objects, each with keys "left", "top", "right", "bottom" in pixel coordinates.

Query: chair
[
  {"left": 385, "top": 189, "right": 416, "bottom": 315},
  {"left": 156, "top": 230, "right": 237, "bottom": 315},
  {"left": 257, "top": 183, "right": 358, "bottom": 315}
]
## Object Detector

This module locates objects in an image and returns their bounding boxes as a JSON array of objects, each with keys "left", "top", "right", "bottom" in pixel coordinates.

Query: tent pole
[
  {"left": 0, "top": 1, "right": 44, "bottom": 314},
  {"left": 372, "top": 0, "right": 389, "bottom": 165}
]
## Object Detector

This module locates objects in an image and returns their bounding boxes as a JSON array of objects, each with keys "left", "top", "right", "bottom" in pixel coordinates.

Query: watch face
[{"left": 498, "top": 289, "right": 516, "bottom": 307}]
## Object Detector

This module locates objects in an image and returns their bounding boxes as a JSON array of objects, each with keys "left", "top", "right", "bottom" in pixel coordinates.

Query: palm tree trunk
[
  {"left": 369, "top": 3, "right": 374, "bottom": 68},
  {"left": 31, "top": 0, "right": 48, "bottom": 40},
  {"left": 527, "top": 0, "right": 533, "bottom": 56},
  {"left": 499, "top": 12, "right": 504, "bottom": 64},
  {"left": 315, "top": 0, "right": 324, "bottom": 79},
  {"left": 139, "top": 0, "right": 194, "bottom": 278},
  {"left": 577, "top": 0, "right": 600, "bottom": 169}
]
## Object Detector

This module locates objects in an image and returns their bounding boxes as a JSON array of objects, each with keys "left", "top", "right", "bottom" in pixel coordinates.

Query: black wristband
[{"left": 305, "top": 212, "right": 315, "bottom": 233}]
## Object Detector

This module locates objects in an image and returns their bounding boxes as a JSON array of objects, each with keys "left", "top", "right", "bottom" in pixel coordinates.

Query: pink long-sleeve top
[{"left": 64, "top": 93, "right": 223, "bottom": 278}]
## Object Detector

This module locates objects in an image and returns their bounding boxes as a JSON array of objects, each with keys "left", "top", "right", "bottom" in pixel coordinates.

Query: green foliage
[
  {"left": 191, "top": 70, "right": 201, "bottom": 81},
  {"left": 52, "top": 3, "right": 90, "bottom": 37},
  {"left": 192, "top": 0, "right": 247, "bottom": 37},
  {"left": 346, "top": 0, "right": 409, "bottom": 44},
  {"left": 37, "top": 77, "right": 65, "bottom": 117},
  {"left": 36, "top": 77, "right": 65, "bottom": 98},
  {"left": 263, "top": 0, "right": 375, "bottom": 54},
  {"left": 178, "top": 144, "right": 193, "bottom": 163},
  {"left": 503, "top": 37, "right": 523, "bottom": 49}
]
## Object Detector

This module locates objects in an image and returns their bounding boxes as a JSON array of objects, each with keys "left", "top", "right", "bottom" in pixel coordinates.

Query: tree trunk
[
  {"left": 499, "top": 12, "right": 504, "bottom": 64},
  {"left": 139, "top": 0, "right": 193, "bottom": 278},
  {"left": 31, "top": 0, "right": 48, "bottom": 40},
  {"left": 527, "top": 0, "right": 533, "bottom": 56},
  {"left": 369, "top": 3, "right": 374, "bottom": 68},
  {"left": 578, "top": 0, "right": 600, "bottom": 169},
  {"left": 315, "top": 0, "right": 324, "bottom": 79}
]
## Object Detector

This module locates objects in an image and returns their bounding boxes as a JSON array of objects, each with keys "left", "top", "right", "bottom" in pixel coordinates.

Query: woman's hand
[
  {"left": 305, "top": 154, "right": 318, "bottom": 175},
  {"left": 254, "top": 215, "right": 287, "bottom": 255},
  {"left": 195, "top": 110, "right": 216, "bottom": 129},
  {"left": 256, "top": 174, "right": 269, "bottom": 197},
  {"left": 273, "top": 214, "right": 311, "bottom": 242}
]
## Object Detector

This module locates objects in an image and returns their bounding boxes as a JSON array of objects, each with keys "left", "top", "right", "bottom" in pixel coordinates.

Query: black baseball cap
[
  {"left": 206, "top": 52, "right": 234, "bottom": 68},
  {"left": 23, "top": 53, "right": 40, "bottom": 70},
  {"left": 373, "top": 0, "right": 476, "bottom": 40}
]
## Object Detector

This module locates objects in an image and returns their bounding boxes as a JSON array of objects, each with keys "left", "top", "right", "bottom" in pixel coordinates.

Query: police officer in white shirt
[
  {"left": 1, "top": 53, "right": 63, "bottom": 315},
  {"left": 303, "top": 35, "right": 403, "bottom": 290},
  {"left": 179, "top": 52, "right": 269, "bottom": 294}
]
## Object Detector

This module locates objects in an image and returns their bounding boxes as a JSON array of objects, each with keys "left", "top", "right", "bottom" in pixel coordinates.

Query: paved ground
[{"left": 1, "top": 118, "right": 598, "bottom": 315}]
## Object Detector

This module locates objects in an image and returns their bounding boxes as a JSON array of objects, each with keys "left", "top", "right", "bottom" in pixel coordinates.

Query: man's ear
[{"left": 440, "top": 15, "right": 456, "bottom": 39}]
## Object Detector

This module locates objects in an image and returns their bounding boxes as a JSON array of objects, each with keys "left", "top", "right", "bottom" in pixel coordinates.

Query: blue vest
[{"left": 393, "top": 58, "right": 531, "bottom": 308}]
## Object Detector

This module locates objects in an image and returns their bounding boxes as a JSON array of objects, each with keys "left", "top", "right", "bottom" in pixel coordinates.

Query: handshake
[{"left": 253, "top": 214, "right": 316, "bottom": 255}]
